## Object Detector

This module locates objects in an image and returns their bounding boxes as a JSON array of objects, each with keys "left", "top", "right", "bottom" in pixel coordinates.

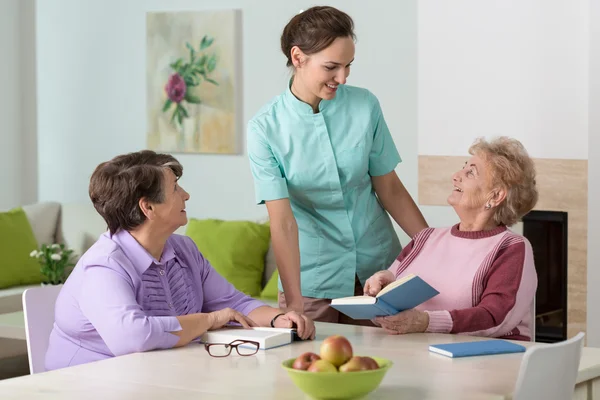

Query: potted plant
[{"left": 30, "top": 243, "right": 76, "bottom": 285}]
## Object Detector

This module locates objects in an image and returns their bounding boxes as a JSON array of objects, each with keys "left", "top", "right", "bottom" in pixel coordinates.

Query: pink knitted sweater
[{"left": 389, "top": 224, "right": 537, "bottom": 341}]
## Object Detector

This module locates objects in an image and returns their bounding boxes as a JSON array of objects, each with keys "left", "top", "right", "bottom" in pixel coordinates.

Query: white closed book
[{"left": 200, "top": 327, "right": 294, "bottom": 350}]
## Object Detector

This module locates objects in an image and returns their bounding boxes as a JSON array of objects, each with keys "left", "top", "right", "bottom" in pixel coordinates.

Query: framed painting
[{"left": 146, "top": 10, "right": 241, "bottom": 154}]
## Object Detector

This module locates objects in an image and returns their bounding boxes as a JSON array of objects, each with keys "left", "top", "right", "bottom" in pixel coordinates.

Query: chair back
[
  {"left": 513, "top": 332, "right": 585, "bottom": 400},
  {"left": 22, "top": 284, "right": 63, "bottom": 374},
  {"left": 530, "top": 297, "right": 536, "bottom": 341}
]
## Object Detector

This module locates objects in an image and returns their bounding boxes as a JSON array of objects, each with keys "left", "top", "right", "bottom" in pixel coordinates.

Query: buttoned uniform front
[{"left": 247, "top": 83, "right": 402, "bottom": 299}]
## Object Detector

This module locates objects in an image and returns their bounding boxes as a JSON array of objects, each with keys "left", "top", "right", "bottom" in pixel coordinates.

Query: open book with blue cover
[
  {"left": 329, "top": 273, "right": 439, "bottom": 320},
  {"left": 428, "top": 339, "right": 527, "bottom": 358}
]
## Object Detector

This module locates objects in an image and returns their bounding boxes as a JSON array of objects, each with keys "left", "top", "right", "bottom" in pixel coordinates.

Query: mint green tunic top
[{"left": 247, "top": 83, "right": 402, "bottom": 299}]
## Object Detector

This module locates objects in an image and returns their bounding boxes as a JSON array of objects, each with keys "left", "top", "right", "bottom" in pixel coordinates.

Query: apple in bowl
[
  {"left": 307, "top": 359, "right": 337, "bottom": 373},
  {"left": 319, "top": 335, "right": 354, "bottom": 368},
  {"left": 290, "top": 335, "right": 381, "bottom": 373},
  {"left": 292, "top": 352, "right": 321, "bottom": 371},
  {"left": 339, "top": 356, "right": 380, "bottom": 372}
]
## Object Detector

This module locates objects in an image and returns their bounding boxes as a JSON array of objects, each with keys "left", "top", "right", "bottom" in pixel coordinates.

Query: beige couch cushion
[
  {"left": 57, "top": 202, "right": 107, "bottom": 259},
  {"left": 22, "top": 202, "right": 61, "bottom": 246}
]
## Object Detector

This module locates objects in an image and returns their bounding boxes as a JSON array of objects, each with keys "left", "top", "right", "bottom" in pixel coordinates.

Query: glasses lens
[
  {"left": 236, "top": 342, "right": 259, "bottom": 356},
  {"left": 208, "top": 344, "right": 231, "bottom": 357}
]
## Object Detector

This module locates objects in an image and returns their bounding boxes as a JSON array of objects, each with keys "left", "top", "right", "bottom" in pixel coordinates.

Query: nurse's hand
[
  {"left": 273, "top": 311, "right": 316, "bottom": 340},
  {"left": 364, "top": 270, "right": 396, "bottom": 296}
]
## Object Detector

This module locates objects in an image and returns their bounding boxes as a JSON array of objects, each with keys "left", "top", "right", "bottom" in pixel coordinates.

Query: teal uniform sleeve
[
  {"left": 368, "top": 97, "right": 402, "bottom": 176},
  {"left": 247, "top": 120, "right": 289, "bottom": 204}
]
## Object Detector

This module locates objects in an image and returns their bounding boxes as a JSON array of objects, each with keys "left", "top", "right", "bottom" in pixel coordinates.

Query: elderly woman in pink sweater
[{"left": 364, "top": 137, "right": 538, "bottom": 341}]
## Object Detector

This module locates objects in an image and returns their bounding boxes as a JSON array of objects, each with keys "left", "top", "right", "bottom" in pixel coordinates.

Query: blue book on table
[
  {"left": 329, "top": 273, "right": 439, "bottom": 320},
  {"left": 428, "top": 340, "right": 527, "bottom": 358}
]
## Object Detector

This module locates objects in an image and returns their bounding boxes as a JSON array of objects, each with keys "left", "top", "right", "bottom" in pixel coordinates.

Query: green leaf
[
  {"left": 171, "top": 107, "right": 178, "bottom": 124},
  {"left": 200, "top": 36, "right": 214, "bottom": 50},
  {"left": 162, "top": 99, "right": 173, "bottom": 112},
  {"left": 185, "top": 93, "right": 201, "bottom": 104},
  {"left": 192, "top": 67, "right": 206, "bottom": 77},
  {"left": 180, "top": 105, "right": 189, "bottom": 118},
  {"left": 186, "top": 42, "right": 195, "bottom": 62},
  {"left": 196, "top": 55, "right": 207, "bottom": 67},
  {"left": 207, "top": 55, "right": 217, "bottom": 72},
  {"left": 184, "top": 73, "right": 198, "bottom": 87},
  {"left": 170, "top": 58, "right": 184, "bottom": 71},
  {"left": 205, "top": 78, "right": 219, "bottom": 86}
]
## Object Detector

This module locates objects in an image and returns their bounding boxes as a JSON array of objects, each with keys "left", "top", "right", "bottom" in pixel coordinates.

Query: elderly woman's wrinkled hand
[
  {"left": 208, "top": 308, "right": 257, "bottom": 330},
  {"left": 364, "top": 270, "right": 395, "bottom": 297},
  {"left": 374, "top": 309, "right": 429, "bottom": 335},
  {"left": 273, "top": 311, "right": 316, "bottom": 340}
]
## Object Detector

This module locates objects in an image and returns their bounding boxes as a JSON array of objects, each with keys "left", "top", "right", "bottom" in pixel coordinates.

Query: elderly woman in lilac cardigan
[
  {"left": 365, "top": 137, "right": 538, "bottom": 341},
  {"left": 45, "top": 150, "right": 315, "bottom": 371}
]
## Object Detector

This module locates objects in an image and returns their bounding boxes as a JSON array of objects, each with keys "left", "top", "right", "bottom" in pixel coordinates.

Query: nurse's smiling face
[{"left": 290, "top": 36, "right": 355, "bottom": 111}]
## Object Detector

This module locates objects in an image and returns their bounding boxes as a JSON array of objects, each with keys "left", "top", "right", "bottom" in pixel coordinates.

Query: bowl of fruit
[{"left": 282, "top": 335, "right": 392, "bottom": 399}]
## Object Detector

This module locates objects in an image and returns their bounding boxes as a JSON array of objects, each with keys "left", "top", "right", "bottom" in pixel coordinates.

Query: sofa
[{"left": 0, "top": 202, "right": 279, "bottom": 359}]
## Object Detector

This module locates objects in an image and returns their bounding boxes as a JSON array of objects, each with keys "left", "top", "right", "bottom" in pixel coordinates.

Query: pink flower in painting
[{"left": 164, "top": 73, "right": 187, "bottom": 103}]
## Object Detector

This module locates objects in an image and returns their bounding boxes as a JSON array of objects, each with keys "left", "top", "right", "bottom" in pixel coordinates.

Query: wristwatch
[{"left": 270, "top": 313, "right": 285, "bottom": 328}]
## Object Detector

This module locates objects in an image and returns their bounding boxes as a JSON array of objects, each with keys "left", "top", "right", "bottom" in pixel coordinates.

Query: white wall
[
  {"left": 416, "top": 0, "right": 589, "bottom": 232},
  {"left": 0, "top": 0, "right": 37, "bottom": 210},
  {"left": 418, "top": 0, "right": 588, "bottom": 159},
  {"left": 587, "top": 0, "right": 600, "bottom": 347},
  {"left": 20, "top": 0, "right": 38, "bottom": 205},
  {"left": 0, "top": 0, "right": 21, "bottom": 209},
  {"left": 36, "top": 0, "right": 418, "bottom": 237}
]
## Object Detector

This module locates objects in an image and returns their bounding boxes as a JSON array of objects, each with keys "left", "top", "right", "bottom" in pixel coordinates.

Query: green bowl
[{"left": 281, "top": 356, "right": 392, "bottom": 400}]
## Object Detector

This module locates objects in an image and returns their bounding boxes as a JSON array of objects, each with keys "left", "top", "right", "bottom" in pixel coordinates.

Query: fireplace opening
[{"left": 521, "top": 210, "right": 568, "bottom": 343}]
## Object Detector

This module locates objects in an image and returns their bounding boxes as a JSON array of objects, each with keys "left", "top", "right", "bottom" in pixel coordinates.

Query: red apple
[
  {"left": 339, "top": 356, "right": 371, "bottom": 372},
  {"left": 307, "top": 359, "right": 337, "bottom": 373},
  {"left": 292, "top": 352, "right": 321, "bottom": 370},
  {"left": 319, "top": 335, "right": 353, "bottom": 367},
  {"left": 361, "top": 356, "right": 380, "bottom": 370}
]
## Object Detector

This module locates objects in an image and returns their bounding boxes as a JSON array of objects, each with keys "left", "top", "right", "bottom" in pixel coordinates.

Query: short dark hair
[
  {"left": 89, "top": 150, "right": 183, "bottom": 235},
  {"left": 281, "top": 6, "right": 355, "bottom": 68}
]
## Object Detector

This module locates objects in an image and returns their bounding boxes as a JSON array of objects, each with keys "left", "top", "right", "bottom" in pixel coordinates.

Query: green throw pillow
[
  {"left": 0, "top": 208, "right": 44, "bottom": 288},
  {"left": 260, "top": 269, "right": 279, "bottom": 300},
  {"left": 186, "top": 219, "right": 270, "bottom": 297}
]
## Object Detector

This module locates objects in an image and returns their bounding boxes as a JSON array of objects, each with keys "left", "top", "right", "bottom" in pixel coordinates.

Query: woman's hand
[
  {"left": 374, "top": 309, "right": 429, "bottom": 335},
  {"left": 208, "top": 308, "right": 257, "bottom": 330},
  {"left": 364, "top": 270, "right": 396, "bottom": 296},
  {"left": 273, "top": 311, "right": 316, "bottom": 340}
]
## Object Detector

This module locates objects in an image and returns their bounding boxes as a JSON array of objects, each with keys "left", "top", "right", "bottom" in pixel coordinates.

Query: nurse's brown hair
[
  {"left": 281, "top": 6, "right": 355, "bottom": 68},
  {"left": 88, "top": 150, "right": 183, "bottom": 235}
]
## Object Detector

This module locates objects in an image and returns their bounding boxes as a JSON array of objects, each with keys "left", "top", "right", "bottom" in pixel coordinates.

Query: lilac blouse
[{"left": 45, "top": 230, "right": 265, "bottom": 371}]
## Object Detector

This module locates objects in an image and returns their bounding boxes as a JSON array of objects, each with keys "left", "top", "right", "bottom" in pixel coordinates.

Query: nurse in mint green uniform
[{"left": 247, "top": 6, "right": 428, "bottom": 323}]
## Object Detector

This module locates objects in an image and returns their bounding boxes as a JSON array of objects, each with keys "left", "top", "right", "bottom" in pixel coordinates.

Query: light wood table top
[{"left": 1, "top": 321, "right": 600, "bottom": 399}]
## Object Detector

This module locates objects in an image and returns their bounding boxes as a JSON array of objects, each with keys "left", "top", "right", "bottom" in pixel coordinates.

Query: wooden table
[
  {"left": 0, "top": 312, "right": 25, "bottom": 340},
  {"left": 1, "top": 322, "right": 599, "bottom": 399}
]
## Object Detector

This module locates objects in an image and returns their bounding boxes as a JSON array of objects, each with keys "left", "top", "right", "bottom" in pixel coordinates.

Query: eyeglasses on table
[{"left": 204, "top": 339, "right": 260, "bottom": 357}]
